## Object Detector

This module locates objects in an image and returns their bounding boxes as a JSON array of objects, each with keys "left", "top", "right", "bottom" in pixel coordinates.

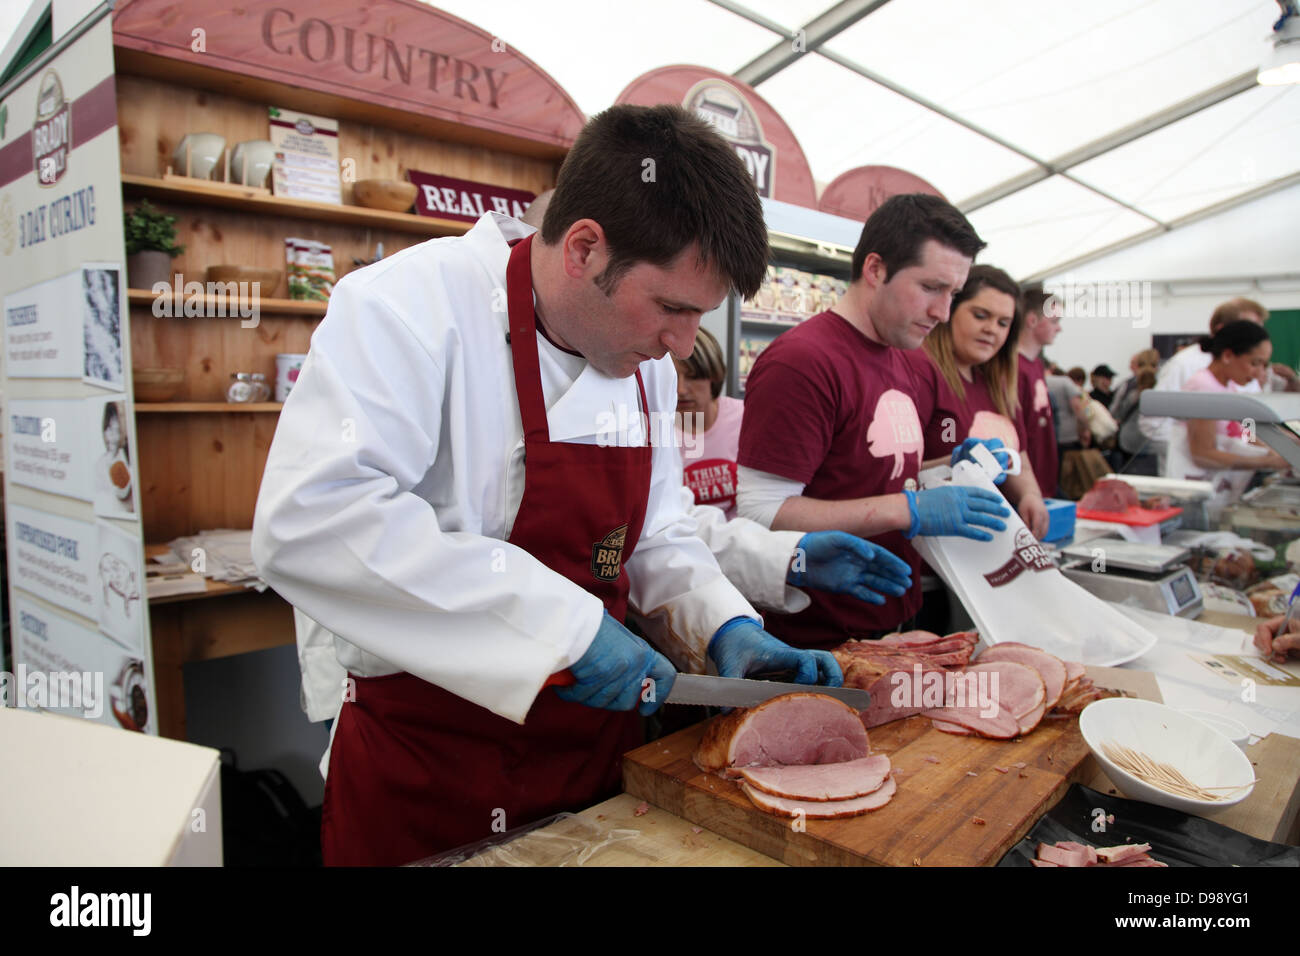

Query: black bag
[{"left": 219, "top": 748, "right": 321, "bottom": 867}]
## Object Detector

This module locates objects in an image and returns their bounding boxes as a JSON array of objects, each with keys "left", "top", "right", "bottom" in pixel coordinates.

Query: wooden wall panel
[{"left": 135, "top": 409, "right": 282, "bottom": 543}]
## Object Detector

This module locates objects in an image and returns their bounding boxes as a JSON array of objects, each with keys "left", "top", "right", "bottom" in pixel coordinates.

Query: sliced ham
[
  {"left": 1096, "top": 843, "right": 1153, "bottom": 864},
  {"left": 975, "top": 644, "right": 1067, "bottom": 709},
  {"left": 834, "top": 655, "right": 949, "bottom": 728},
  {"left": 1016, "top": 701, "right": 1047, "bottom": 735},
  {"left": 932, "top": 719, "right": 973, "bottom": 736},
  {"left": 740, "top": 775, "right": 897, "bottom": 818},
  {"left": 964, "top": 661, "right": 1046, "bottom": 719},
  {"left": 693, "top": 693, "right": 870, "bottom": 777},
  {"left": 1033, "top": 840, "right": 1167, "bottom": 867},
  {"left": 921, "top": 704, "right": 1020, "bottom": 738},
  {"left": 1037, "top": 842, "right": 1098, "bottom": 867},
  {"left": 737, "top": 754, "right": 891, "bottom": 802}
]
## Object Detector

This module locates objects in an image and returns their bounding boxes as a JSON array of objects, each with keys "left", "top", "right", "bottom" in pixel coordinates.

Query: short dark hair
[
  {"left": 1021, "top": 285, "right": 1053, "bottom": 318},
  {"left": 849, "top": 193, "right": 984, "bottom": 284},
  {"left": 541, "top": 104, "right": 768, "bottom": 299},
  {"left": 1201, "top": 319, "right": 1269, "bottom": 358}
]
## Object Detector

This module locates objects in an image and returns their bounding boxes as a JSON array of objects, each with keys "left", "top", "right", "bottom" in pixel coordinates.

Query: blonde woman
[{"left": 904, "top": 264, "right": 1050, "bottom": 538}]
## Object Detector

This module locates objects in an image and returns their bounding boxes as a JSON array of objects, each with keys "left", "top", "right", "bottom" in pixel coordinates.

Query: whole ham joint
[
  {"left": 1078, "top": 478, "right": 1139, "bottom": 513},
  {"left": 693, "top": 693, "right": 870, "bottom": 778},
  {"left": 693, "top": 693, "right": 897, "bottom": 819}
]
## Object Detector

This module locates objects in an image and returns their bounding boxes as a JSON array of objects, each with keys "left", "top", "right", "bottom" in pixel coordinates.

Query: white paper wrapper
[{"left": 912, "top": 455, "right": 1158, "bottom": 667}]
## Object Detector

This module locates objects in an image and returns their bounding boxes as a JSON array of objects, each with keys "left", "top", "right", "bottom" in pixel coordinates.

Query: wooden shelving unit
[
  {"left": 127, "top": 289, "right": 326, "bottom": 317},
  {"left": 122, "top": 174, "right": 470, "bottom": 237},
  {"left": 116, "top": 47, "right": 561, "bottom": 741},
  {"left": 135, "top": 402, "right": 283, "bottom": 413}
]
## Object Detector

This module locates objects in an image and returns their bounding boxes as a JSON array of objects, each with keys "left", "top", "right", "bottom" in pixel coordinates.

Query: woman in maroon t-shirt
[{"left": 904, "top": 265, "right": 1050, "bottom": 539}]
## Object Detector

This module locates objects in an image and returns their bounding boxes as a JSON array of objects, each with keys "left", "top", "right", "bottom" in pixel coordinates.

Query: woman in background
[
  {"left": 675, "top": 327, "right": 744, "bottom": 519},
  {"left": 1164, "top": 320, "right": 1290, "bottom": 517},
  {"left": 904, "top": 265, "right": 1050, "bottom": 538}
]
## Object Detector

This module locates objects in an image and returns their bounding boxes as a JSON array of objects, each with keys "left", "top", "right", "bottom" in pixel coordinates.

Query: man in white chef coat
[{"left": 253, "top": 105, "right": 842, "bottom": 865}]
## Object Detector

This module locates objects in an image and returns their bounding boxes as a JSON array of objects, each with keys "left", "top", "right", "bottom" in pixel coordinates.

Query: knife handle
[{"left": 544, "top": 669, "right": 576, "bottom": 688}]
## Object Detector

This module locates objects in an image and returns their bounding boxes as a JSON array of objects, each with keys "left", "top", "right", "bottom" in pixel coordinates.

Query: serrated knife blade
[{"left": 664, "top": 673, "right": 870, "bottom": 710}]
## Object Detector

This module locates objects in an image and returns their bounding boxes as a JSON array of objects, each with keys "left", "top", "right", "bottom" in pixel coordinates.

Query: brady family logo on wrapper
[{"left": 983, "top": 528, "right": 1055, "bottom": 588}]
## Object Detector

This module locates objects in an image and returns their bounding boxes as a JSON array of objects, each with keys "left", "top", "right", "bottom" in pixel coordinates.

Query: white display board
[{"left": 0, "top": 8, "right": 157, "bottom": 733}]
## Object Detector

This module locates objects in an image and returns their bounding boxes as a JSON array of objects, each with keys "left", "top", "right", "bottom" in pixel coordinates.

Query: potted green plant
[{"left": 124, "top": 201, "right": 184, "bottom": 290}]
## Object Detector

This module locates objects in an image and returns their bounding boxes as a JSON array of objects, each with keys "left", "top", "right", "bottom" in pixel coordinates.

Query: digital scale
[{"left": 1059, "top": 538, "right": 1204, "bottom": 618}]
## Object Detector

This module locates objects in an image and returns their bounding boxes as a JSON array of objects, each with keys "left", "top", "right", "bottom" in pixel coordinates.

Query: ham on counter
[
  {"left": 1032, "top": 840, "right": 1166, "bottom": 867},
  {"left": 831, "top": 631, "right": 1112, "bottom": 739},
  {"left": 694, "top": 693, "right": 896, "bottom": 818}
]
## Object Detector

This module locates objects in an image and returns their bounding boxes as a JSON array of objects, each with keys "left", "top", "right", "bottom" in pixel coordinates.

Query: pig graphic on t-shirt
[
  {"left": 866, "top": 389, "right": 924, "bottom": 480},
  {"left": 1032, "top": 379, "right": 1050, "bottom": 413},
  {"left": 970, "top": 410, "right": 1020, "bottom": 451}
]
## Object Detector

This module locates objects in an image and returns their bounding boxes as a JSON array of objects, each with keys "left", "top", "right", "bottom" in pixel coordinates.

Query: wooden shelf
[
  {"left": 122, "top": 173, "right": 470, "bottom": 237},
  {"left": 135, "top": 402, "right": 283, "bottom": 413},
  {"left": 127, "top": 289, "right": 327, "bottom": 317},
  {"left": 145, "top": 543, "right": 259, "bottom": 605}
]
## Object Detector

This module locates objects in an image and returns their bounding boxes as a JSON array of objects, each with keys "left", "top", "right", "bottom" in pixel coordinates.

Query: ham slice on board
[
  {"left": 692, "top": 693, "right": 898, "bottom": 819},
  {"left": 693, "top": 693, "right": 870, "bottom": 777},
  {"left": 975, "top": 643, "right": 1067, "bottom": 709},
  {"left": 737, "top": 754, "right": 891, "bottom": 801},
  {"left": 740, "top": 776, "right": 898, "bottom": 819}
]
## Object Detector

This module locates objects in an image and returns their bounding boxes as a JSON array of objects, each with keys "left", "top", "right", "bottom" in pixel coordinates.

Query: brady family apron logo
[
  {"left": 49, "top": 886, "right": 150, "bottom": 936},
  {"left": 0, "top": 664, "right": 103, "bottom": 718},
  {"left": 33, "top": 70, "right": 71, "bottom": 187},
  {"left": 984, "top": 528, "right": 1054, "bottom": 587},
  {"left": 591, "top": 524, "right": 628, "bottom": 582}
]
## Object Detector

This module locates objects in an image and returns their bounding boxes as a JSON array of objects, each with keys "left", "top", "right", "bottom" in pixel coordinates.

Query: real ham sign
[{"left": 408, "top": 171, "right": 534, "bottom": 223}]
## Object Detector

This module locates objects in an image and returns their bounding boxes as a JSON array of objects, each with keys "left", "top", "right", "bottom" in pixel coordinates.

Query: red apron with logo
[{"left": 321, "top": 235, "right": 652, "bottom": 865}]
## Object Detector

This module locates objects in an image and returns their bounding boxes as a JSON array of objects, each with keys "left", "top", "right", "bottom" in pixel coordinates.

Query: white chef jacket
[{"left": 252, "top": 212, "right": 758, "bottom": 727}]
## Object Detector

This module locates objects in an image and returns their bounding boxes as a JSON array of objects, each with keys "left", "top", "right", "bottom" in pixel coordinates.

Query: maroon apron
[{"left": 321, "top": 235, "right": 652, "bottom": 865}]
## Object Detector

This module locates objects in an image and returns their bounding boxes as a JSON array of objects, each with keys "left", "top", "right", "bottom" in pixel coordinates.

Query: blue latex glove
[
  {"left": 788, "top": 531, "right": 912, "bottom": 606},
  {"left": 555, "top": 611, "right": 676, "bottom": 716},
  {"left": 707, "top": 617, "right": 842, "bottom": 687},
  {"left": 903, "top": 486, "right": 1010, "bottom": 542},
  {"left": 950, "top": 437, "right": 1011, "bottom": 485}
]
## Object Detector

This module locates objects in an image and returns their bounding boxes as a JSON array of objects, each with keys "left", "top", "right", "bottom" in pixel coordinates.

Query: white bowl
[
  {"left": 1179, "top": 709, "right": 1250, "bottom": 749},
  {"left": 1079, "top": 698, "right": 1255, "bottom": 814}
]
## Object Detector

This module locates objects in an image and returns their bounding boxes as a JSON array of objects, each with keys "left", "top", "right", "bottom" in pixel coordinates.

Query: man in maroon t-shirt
[
  {"left": 736, "top": 195, "right": 1011, "bottom": 650},
  {"left": 1017, "top": 286, "right": 1061, "bottom": 499}
]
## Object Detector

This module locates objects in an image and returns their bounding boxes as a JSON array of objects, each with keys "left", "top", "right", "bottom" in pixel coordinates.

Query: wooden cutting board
[{"left": 622, "top": 666, "right": 1158, "bottom": 867}]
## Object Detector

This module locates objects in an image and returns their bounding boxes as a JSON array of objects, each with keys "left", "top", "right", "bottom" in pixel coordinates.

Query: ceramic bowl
[
  {"left": 229, "top": 139, "right": 275, "bottom": 186},
  {"left": 353, "top": 179, "right": 418, "bottom": 212},
  {"left": 205, "top": 265, "right": 282, "bottom": 297},
  {"left": 1079, "top": 697, "right": 1255, "bottom": 814},
  {"left": 1179, "top": 709, "right": 1250, "bottom": 749},
  {"left": 133, "top": 367, "right": 185, "bottom": 402},
  {"left": 172, "top": 132, "right": 226, "bottom": 180}
]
